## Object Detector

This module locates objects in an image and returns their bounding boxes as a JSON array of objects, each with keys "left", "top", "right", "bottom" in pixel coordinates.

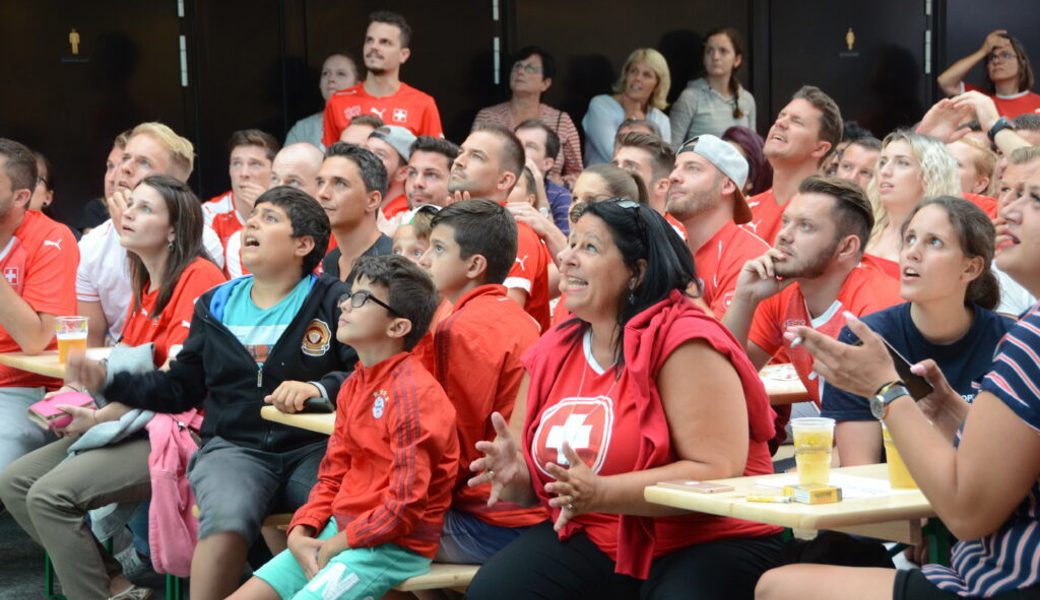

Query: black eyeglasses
[{"left": 339, "top": 290, "right": 398, "bottom": 316}]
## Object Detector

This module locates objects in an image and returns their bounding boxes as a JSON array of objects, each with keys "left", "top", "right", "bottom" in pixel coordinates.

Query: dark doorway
[
  {"left": 0, "top": 1, "right": 189, "bottom": 226},
  {"left": 768, "top": 1, "right": 929, "bottom": 138}
]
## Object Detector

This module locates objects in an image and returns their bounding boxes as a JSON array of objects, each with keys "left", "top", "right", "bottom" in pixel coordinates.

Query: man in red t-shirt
[
  {"left": 667, "top": 134, "right": 769, "bottom": 319},
  {"left": 724, "top": 176, "right": 900, "bottom": 410},
  {"left": 365, "top": 125, "right": 415, "bottom": 235},
  {"left": 0, "top": 139, "right": 79, "bottom": 470},
  {"left": 322, "top": 11, "right": 442, "bottom": 146},
  {"left": 450, "top": 125, "right": 553, "bottom": 331},
  {"left": 748, "top": 86, "right": 843, "bottom": 245},
  {"left": 203, "top": 129, "right": 279, "bottom": 277}
]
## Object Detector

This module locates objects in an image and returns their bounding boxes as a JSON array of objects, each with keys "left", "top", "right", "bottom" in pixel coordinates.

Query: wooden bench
[
  {"left": 393, "top": 563, "right": 480, "bottom": 592},
  {"left": 258, "top": 514, "right": 480, "bottom": 591}
]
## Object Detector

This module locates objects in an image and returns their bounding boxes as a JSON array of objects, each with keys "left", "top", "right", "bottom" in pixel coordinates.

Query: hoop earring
[{"left": 168, "top": 240, "right": 175, "bottom": 251}]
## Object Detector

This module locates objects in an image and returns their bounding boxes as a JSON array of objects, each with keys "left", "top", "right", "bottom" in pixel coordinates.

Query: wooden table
[
  {"left": 645, "top": 464, "right": 934, "bottom": 545},
  {"left": 0, "top": 347, "right": 112, "bottom": 379},
  {"left": 260, "top": 405, "right": 334, "bottom": 435},
  {"left": 760, "top": 363, "right": 810, "bottom": 405}
]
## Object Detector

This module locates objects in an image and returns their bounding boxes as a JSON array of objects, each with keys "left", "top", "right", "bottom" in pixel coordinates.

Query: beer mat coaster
[
  {"left": 751, "top": 473, "right": 919, "bottom": 499},
  {"left": 760, "top": 364, "right": 799, "bottom": 381}
]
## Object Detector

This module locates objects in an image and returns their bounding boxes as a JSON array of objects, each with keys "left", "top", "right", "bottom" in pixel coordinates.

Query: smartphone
[
  {"left": 657, "top": 480, "right": 735, "bottom": 494},
  {"left": 876, "top": 336, "right": 933, "bottom": 400},
  {"left": 853, "top": 334, "right": 933, "bottom": 400},
  {"left": 299, "top": 397, "right": 335, "bottom": 413}
]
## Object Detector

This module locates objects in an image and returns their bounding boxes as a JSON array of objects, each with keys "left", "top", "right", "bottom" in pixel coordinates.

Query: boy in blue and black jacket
[{"left": 70, "top": 186, "right": 355, "bottom": 600}]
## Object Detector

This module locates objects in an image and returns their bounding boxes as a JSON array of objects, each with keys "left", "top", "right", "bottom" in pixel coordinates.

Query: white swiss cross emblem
[
  {"left": 532, "top": 397, "right": 614, "bottom": 478},
  {"left": 392, "top": 108, "right": 408, "bottom": 123},
  {"left": 346, "top": 106, "right": 362, "bottom": 119},
  {"left": 3, "top": 267, "right": 18, "bottom": 285}
]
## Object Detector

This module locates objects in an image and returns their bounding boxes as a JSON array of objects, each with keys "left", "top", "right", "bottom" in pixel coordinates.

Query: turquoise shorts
[{"left": 254, "top": 519, "right": 431, "bottom": 600}]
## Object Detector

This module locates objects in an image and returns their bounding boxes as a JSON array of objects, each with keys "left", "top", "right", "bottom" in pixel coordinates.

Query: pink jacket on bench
[{"left": 146, "top": 409, "right": 203, "bottom": 577}]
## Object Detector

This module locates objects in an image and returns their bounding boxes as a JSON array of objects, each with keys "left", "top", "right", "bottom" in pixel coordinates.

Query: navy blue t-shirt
[{"left": 821, "top": 302, "right": 1013, "bottom": 421}]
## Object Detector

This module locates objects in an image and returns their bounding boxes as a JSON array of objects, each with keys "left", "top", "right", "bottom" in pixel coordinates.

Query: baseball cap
[
  {"left": 368, "top": 125, "right": 417, "bottom": 162},
  {"left": 676, "top": 134, "right": 752, "bottom": 224}
]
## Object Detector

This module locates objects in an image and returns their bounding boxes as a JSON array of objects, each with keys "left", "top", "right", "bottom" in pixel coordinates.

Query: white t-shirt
[
  {"left": 994, "top": 263, "right": 1035, "bottom": 317},
  {"left": 77, "top": 219, "right": 224, "bottom": 343}
]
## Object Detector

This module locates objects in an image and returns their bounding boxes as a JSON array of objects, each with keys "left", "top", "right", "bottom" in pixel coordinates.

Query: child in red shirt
[
  {"left": 232, "top": 255, "right": 459, "bottom": 600},
  {"left": 420, "top": 200, "right": 547, "bottom": 563}
]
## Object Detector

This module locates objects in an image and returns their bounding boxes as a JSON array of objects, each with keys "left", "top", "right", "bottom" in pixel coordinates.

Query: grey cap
[
  {"left": 368, "top": 125, "right": 417, "bottom": 162},
  {"left": 676, "top": 134, "right": 752, "bottom": 224}
]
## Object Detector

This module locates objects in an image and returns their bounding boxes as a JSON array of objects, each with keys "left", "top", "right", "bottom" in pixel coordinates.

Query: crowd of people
[{"left": 1, "top": 10, "right": 1040, "bottom": 600}]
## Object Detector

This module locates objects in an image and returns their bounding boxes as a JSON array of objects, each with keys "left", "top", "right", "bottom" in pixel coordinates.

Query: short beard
[{"left": 774, "top": 239, "right": 839, "bottom": 279}]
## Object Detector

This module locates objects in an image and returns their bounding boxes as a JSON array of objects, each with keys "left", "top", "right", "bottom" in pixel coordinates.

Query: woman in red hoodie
[{"left": 466, "top": 198, "right": 782, "bottom": 599}]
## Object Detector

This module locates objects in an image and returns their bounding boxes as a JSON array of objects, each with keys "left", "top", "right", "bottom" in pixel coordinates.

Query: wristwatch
[
  {"left": 871, "top": 381, "right": 910, "bottom": 421},
  {"left": 987, "top": 116, "right": 1016, "bottom": 142}
]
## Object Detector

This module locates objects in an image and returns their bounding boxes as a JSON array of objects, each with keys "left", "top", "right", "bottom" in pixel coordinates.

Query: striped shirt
[
  {"left": 472, "top": 101, "right": 583, "bottom": 187},
  {"left": 923, "top": 303, "right": 1040, "bottom": 596}
]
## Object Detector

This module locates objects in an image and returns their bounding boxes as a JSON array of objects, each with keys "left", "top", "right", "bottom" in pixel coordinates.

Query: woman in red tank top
[{"left": 466, "top": 198, "right": 783, "bottom": 599}]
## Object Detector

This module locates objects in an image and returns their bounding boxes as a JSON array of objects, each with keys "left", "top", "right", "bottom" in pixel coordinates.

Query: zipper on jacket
[{"left": 257, "top": 363, "right": 264, "bottom": 388}]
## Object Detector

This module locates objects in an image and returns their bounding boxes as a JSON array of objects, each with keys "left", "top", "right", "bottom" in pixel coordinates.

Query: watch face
[{"left": 870, "top": 394, "right": 885, "bottom": 420}]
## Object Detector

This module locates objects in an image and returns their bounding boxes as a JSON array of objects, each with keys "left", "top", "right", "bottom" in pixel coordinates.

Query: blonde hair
[
  {"left": 866, "top": 130, "right": 960, "bottom": 242},
  {"left": 130, "top": 122, "right": 195, "bottom": 181},
  {"left": 955, "top": 138, "right": 998, "bottom": 196},
  {"left": 612, "top": 48, "right": 671, "bottom": 111}
]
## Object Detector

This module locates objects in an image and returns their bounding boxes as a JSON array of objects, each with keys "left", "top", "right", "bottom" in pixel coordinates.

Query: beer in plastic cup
[
  {"left": 882, "top": 423, "right": 917, "bottom": 489},
  {"left": 792, "top": 417, "right": 835, "bottom": 486},
  {"left": 55, "top": 316, "right": 88, "bottom": 364}
]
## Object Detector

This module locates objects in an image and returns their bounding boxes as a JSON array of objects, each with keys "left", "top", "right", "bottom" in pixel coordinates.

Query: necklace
[{"left": 577, "top": 330, "right": 621, "bottom": 399}]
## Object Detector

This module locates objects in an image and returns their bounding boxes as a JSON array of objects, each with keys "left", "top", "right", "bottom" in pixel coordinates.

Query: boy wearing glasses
[
  {"left": 68, "top": 187, "right": 355, "bottom": 600},
  {"left": 418, "top": 199, "right": 546, "bottom": 563},
  {"left": 230, "top": 255, "right": 459, "bottom": 600}
]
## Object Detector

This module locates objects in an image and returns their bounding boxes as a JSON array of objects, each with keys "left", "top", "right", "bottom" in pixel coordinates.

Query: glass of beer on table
[
  {"left": 792, "top": 417, "right": 835, "bottom": 486},
  {"left": 55, "top": 316, "right": 88, "bottom": 364},
  {"left": 882, "top": 423, "right": 917, "bottom": 489}
]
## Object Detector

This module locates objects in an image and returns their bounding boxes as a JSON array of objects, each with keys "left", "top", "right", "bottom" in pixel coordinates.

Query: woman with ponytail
[
  {"left": 820, "top": 196, "right": 1012, "bottom": 467},
  {"left": 670, "top": 27, "right": 757, "bottom": 146}
]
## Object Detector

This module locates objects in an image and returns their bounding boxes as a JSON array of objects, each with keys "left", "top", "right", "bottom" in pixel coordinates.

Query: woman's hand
[
  {"left": 287, "top": 526, "right": 323, "bottom": 580},
  {"left": 65, "top": 351, "right": 107, "bottom": 393},
  {"left": 786, "top": 311, "right": 900, "bottom": 398},
  {"left": 980, "top": 29, "right": 1009, "bottom": 55},
  {"left": 53, "top": 405, "right": 98, "bottom": 438},
  {"left": 544, "top": 442, "right": 602, "bottom": 531},
  {"left": 265, "top": 381, "right": 320, "bottom": 413},
  {"left": 468, "top": 411, "right": 532, "bottom": 506},
  {"left": 507, "top": 201, "right": 557, "bottom": 240},
  {"left": 916, "top": 98, "right": 974, "bottom": 143}
]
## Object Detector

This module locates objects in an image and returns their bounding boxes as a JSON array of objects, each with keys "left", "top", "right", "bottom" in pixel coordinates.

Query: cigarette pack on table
[{"left": 782, "top": 484, "right": 843, "bottom": 505}]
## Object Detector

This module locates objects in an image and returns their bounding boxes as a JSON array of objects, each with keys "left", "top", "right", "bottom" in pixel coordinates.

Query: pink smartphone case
[{"left": 28, "top": 391, "right": 96, "bottom": 430}]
